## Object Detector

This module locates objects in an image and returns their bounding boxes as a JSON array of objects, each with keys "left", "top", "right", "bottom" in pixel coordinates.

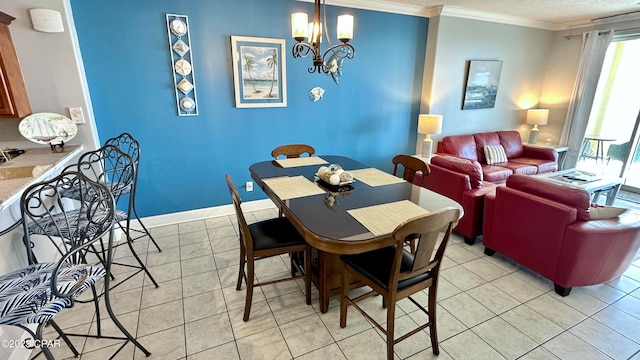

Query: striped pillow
[{"left": 484, "top": 145, "right": 508, "bottom": 164}]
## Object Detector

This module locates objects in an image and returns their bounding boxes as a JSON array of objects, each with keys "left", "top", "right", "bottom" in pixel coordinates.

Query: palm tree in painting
[
  {"left": 266, "top": 49, "right": 278, "bottom": 98},
  {"left": 242, "top": 53, "right": 261, "bottom": 93}
]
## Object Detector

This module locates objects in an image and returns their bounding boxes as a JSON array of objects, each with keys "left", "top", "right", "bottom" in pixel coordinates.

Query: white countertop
[{"left": 0, "top": 145, "right": 83, "bottom": 211}]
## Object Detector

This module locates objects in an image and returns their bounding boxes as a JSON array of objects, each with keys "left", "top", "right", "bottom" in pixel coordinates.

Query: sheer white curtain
[{"left": 560, "top": 30, "right": 613, "bottom": 168}]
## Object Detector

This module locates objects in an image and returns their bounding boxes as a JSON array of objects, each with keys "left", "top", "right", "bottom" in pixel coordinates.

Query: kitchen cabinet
[{"left": 0, "top": 11, "right": 31, "bottom": 118}]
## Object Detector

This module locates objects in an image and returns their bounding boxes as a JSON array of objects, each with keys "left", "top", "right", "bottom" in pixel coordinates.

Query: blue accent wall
[{"left": 70, "top": 0, "right": 428, "bottom": 217}]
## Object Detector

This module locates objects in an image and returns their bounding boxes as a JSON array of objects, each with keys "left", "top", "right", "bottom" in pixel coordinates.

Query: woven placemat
[
  {"left": 347, "top": 200, "right": 428, "bottom": 236},
  {"left": 275, "top": 157, "right": 328, "bottom": 168},
  {"left": 262, "top": 175, "right": 325, "bottom": 200},
  {"left": 349, "top": 168, "right": 406, "bottom": 187}
]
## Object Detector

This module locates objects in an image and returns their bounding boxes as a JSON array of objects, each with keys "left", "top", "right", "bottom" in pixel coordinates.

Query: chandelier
[{"left": 291, "top": 0, "right": 355, "bottom": 76}]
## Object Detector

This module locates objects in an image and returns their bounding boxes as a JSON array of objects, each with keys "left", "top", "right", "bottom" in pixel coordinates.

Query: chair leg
[
  {"left": 290, "top": 252, "right": 297, "bottom": 277},
  {"left": 34, "top": 324, "right": 56, "bottom": 360},
  {"left": 305, "top": 245, "right": 312, "bottom": 305},
  {"left": 243, "top": 258, "right": 255, "bottom": 321},
  {"left": 133, "top": 205, "right": 162, "bottom": 253},
  {"left": 121, "top": 223, "right": 159, "bottom": 288},
  {"left": 104, "top": 282, "right": 151, "bottom": 356},
  {"left": 48, "top": 320, "right": 80, "bottom": 357},
  {"left": 236, "top": 246, "right": 246, "bottom": 290},
  {"left": 91, "top": 285, "right": 102, "bottom": 336},
  {"left": 340, "top": 264, "right": 348, "bottom": 328},
  {"left": 386, "top": 296, "right": 396, "bottom": 360},
  {"left": 554, "top": 283, "right": 572, "bottom": 296},
  {"left": 428, "top": 287, "right": 440, "bottom": 355}
]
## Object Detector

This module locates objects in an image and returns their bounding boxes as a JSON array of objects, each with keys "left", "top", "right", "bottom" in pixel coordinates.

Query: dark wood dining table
[{"left": 249, "top": 155, "right": 463, "bottom": 312}]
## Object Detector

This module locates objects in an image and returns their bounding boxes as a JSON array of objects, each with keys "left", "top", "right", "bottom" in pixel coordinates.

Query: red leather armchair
[
  {"left": 483, "top": 174, "right": 640, "bottom": 296},
  {"left": 415, "top": 155, "right": 496, "bottom": 245},
  {"left": 437, "top": 131, "right": 558, "bottom": 183}
]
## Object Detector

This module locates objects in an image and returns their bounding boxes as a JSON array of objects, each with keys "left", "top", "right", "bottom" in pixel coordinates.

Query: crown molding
[
  {"left": 295, "top": 0, "right": 431, "bottom": 17},
  {"left": 438, "top": 5, "right": 558, "bottom": 30},
  {"left": 296, "top": 0, "right": 568, "bottom": 31}
]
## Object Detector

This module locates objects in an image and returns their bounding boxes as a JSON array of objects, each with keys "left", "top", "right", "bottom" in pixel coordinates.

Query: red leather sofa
[
  {"left": 415, "top": 155, "right": 496, "bottom": 245},
  {"left": 483, "top": 174, "right": 640, "bottom": 296},
  {"left": 437, "top": 130, "right": 558, "bottom": 183}
]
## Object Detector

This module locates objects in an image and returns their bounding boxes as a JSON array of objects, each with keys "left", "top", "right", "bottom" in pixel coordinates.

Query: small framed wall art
[
  {"left": 166, "top": 14, "right": 198, "bottom": 116},
  {"left": 461, "top": 60, "right": 503, "bottom": 110},
  {"left": 230, "top": 36, "right": 287, "bottom": 108}
]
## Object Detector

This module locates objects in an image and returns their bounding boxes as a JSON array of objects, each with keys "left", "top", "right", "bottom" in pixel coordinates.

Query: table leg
[
  {"left": 318, "top": 251, "right": 329, "bottom": 313},
  {"left": 606, "top": 184, "right": 622, "bottom": 206},
  {"left": 579, "top": 139, "right": 590, "bottom": 161},
  {"left": 596, "top": 140, "right": 604, "bottom": 163}
]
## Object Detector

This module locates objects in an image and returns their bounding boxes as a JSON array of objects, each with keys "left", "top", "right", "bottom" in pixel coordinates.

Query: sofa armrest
[
  {"left": 522, "top": 145, "right": 558, "bottom": 161},
  {"left": 420, "top": 165, "right": 470, "bottom": 203},
  {"left": 556, "top": 210, "right": 640, "bottom": 286}
]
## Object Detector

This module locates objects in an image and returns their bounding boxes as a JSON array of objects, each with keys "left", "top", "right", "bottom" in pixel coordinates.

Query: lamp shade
[
  {"left": 418, "top": 114, "right": 443, "bottom": 134},
  {"left": 526, "top": 109, "right": 549, "bottom": 126}
]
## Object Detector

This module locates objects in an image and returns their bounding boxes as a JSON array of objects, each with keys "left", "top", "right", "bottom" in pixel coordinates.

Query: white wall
[
  {"left": 0, "top": 0, "right": 97, "bottom": 279},
  {"left": 0, "top": 0, "right": 97, "bottom": 149},
  {"left": 418, "top": 15, "right": 558, "bottom": 151}
]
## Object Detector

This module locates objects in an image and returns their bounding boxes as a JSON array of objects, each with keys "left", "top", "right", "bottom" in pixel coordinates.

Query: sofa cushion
[
  {"left": 431, "top": 155, "right": 483, "bottom": 188},
  {"left": 481, "top": 165, "right": 513, "bottom": 183},
  {"left": 440, "top": 135, "right": 478, "bottom": 161},
  {"left": 509, "top": 157, "right": 558, "bottom": 173},
  {"left": 473, "top": 132, "right": 501, "bottom": 163},
  {"left": 497, "top": 131, "right": 525, "bottom": 159},
  {"left": 500, "top": 161, "right": 538, "bottom": 175},
  {"left": 506, "top": 174, "right": 591, "bottom": 221},
  {"left": 484, "top": 145, "right": 508, "bottom": 164}
]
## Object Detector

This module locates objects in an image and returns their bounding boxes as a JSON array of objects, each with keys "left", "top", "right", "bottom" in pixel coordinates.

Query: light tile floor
[{"left": 39, "top": 207, "right": 640, "bottom": 360}]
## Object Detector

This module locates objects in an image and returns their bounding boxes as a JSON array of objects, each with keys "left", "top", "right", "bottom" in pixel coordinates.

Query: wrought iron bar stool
[
  {"left": 60, "top": 145, "right": 158, "bottom": 290},
  {"left": 104, "top": 133, "right": 162, "bottom": 253},
  {"left": 0, "top": 170, "right": 151, "bottom": 359}
]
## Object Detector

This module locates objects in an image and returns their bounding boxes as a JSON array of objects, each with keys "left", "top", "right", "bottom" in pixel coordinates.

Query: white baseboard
[{"left": 131, "top": 198, "right": 277, "bottom": 229}]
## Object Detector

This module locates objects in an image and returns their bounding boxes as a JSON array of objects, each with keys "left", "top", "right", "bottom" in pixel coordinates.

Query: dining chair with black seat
[
  {"left": 225, "top": 174, "right": 311, "bottom": 321},
  {"left": 2, "top": 170, "right": 150, "bottom": 359},
  {"left": 60, "top": 144, "right": 158, "bottom": 290},
  {"left": 271, "top": 144, "right": 316, "bottom": 159},
  {"left": 392, "top": 154, "right": 430, "bottom": 184},
  {"left": 339, "top": 207, "right": 460, "bottom": 360},
  {"left": 392, "top": 154, "right": 431, "bottom": 253},
  {"left": 104, "top": 132, "right": 162, "bottom": 253}
]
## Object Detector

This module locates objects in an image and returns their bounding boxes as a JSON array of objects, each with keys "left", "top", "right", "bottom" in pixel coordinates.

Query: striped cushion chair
[{"left": 0, "top": 170, "right": 151, "bottom": 359}]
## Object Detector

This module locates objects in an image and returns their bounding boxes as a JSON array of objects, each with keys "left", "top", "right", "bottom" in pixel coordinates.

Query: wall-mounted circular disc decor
[{"left": 166, "top": 14, "right": 198, "bottom": 116}]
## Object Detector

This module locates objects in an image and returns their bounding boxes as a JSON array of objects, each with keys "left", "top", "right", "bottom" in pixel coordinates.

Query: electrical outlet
[
  {"left": 246, "top": 181, "right": 253, "bottom": 192},
  {"left": 68, "top": 107, "right": 85, "bottom": 124}
]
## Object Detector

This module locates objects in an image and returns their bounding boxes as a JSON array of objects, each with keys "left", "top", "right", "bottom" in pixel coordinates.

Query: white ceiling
[{"left": 312, "top": 0, "right": 640, "bottom": 30}]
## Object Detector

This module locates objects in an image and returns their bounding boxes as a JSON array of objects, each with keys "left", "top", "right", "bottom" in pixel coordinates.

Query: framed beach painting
[
  {"left": 231, "top": 36, "right": 287, "bottom": 108},
  {"left": 462, "top": 60, "right": 503, "bottom": 110}
]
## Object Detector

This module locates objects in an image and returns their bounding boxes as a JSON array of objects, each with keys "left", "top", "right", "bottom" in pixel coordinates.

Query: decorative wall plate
[
  {"left": 174, "top": 59, "right": 192, "bottom": 76},
  {"left": 19, "top": 112, "right": 78, "bottom": 145},
  {"left": 179, "top": 97, "right": 196, "bottom": 112},
  {"left": 170, "top": 18, "right": 187, "bottom": 36}
]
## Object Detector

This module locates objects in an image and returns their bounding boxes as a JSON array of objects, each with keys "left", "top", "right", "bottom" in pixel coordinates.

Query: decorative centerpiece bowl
[{"left": 316, "top": 164, "right": 354, "bottom": 188}]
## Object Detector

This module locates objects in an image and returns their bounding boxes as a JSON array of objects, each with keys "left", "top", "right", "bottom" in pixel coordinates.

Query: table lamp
[
  {"left": 418, "top": 114, "right": 443, "bottom": 158},
  {"left": 526, "top": 109, "right": 549, "bottom": 144}
]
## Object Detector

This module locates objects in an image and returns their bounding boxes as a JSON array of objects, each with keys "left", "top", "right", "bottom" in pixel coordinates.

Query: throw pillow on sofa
[
  {"left": 589, "top": 205, "right": 627, "bottom": 220},
  {"left": 484, "top": 145, "right": 508, "bottom": 164}
]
